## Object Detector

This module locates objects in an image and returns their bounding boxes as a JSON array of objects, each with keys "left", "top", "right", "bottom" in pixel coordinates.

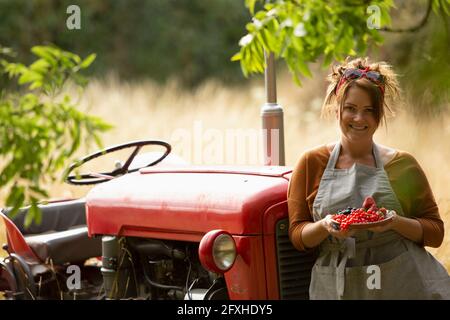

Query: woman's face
[{"left": 338, "top": 85, "right": 378, "bottom": 143}]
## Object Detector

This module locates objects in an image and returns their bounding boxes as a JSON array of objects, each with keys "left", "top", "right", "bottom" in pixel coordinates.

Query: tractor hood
[{"left": 86, "top": 166, "right": 291, "bottom": 239}]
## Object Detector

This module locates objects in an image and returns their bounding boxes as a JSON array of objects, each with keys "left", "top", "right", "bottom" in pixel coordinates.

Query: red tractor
[
  {"left": 0, "top": 54, "right": 317, "bottom": 300},
  {"left": 0, "top": 139, "right": 316, "bottom": 300}
]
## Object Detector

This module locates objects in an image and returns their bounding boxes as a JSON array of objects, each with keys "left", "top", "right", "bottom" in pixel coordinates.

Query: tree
[
  {"left": 0, "top": 45, "right": 112, "bottom": 225},
  {"left": 233, "top": 0, "right": 450, "bottom": 85}
]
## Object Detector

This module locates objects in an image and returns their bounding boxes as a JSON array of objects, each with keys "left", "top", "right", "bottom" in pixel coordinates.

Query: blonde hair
[{"left": 321, "top": 57, "right": 401, "bottom": 126}]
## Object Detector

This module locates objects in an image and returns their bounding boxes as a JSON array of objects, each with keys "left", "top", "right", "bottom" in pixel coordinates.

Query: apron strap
[
  {"left": 372, "top": 143, "right": 383, "bottom": 169},
  {"left": 326, "top": 142, "right": 341, "bottom": 170}
]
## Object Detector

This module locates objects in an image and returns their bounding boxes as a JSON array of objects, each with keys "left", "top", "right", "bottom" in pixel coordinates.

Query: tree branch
[{"left": 381, "top": 0, "right": 432, "bottom": 33}]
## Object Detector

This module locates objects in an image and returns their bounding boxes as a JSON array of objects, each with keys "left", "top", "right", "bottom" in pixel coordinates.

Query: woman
[{"left": 288, "top": 57, "right": 450, "bottom": 299}]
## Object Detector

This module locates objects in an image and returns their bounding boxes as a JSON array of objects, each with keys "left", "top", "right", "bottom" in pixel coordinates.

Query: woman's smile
[{"left": 349, "top": 124, "right": 368, "bottom": 131}]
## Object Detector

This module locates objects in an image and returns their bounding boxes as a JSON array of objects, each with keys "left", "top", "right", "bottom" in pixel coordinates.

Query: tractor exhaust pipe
[{"left": 261, "top": 52, "right": 285, "bottom": 166}]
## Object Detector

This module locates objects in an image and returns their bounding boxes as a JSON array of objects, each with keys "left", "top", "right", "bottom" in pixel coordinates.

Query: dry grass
[{"left": 1, "top": 70, "right": 449, "bottom": 271}]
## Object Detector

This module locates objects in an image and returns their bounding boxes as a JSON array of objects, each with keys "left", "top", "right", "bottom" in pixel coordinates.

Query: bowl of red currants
[{"left": 330, "top": 196, "right": 395, "bottom": 231}]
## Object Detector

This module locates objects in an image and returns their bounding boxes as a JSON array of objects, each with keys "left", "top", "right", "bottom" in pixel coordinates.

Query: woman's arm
[
  {"left": 385, "top": 151, "right": 444, "bottom": 247},
  {"left": 300, "top": 221, "right": 329, "bottom": 249},
  {"left": 392, "top": 215, "right": 423, "bottom": 244},
  {"left": 368, "top": 213, "right": 423, "bottom": 244},
  {"left": 288, "top": 152, "right": 312, "bottom": 251}
]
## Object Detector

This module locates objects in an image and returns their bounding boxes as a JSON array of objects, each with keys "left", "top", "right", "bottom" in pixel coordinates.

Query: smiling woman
[
  {"left": 337, "top": 86, "right": 379, "bottom": 166},
  {"left": 287, "top": 57, "right": 450, "bottom": 300}
]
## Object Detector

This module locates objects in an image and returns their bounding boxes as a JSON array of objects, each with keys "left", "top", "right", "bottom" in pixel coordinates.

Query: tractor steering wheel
[{"left": 65, "top": 140, "right": 171, "bottom": 185}]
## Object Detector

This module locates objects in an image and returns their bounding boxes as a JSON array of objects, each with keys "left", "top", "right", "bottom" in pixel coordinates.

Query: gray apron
[{"left": 310, "top": 142, "right": 450, "bottom": 300}]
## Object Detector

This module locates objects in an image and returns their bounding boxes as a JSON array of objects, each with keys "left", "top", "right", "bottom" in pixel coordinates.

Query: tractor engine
[{"left": 100, "top": 236, "right": 227, "bottom": 300}]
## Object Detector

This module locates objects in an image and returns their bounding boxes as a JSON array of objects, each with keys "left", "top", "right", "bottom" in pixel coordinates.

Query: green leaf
[
  {"left": 5, "top": 184, "right": 24, "bottom": 208},
  {"left": 297, "top": 59, "right": 313, "bottom": 78},
  {"left": 29, "top": 185, "right": 49, "bottom": 198},
  {"left": 231, "top": 52, "right": 242, "bottom": 62},
  {"left": 292, "top": 70, "right": 302, "bottom": 86},
  {"left": 29, "top": 80, "right": 43, "bottom": 90},
  {"left": 4, "top": 63, "right": 26, "bottom": 77},
  {"left": 80, "top": 53, "right": 96, "bottom": 69},
  {"left": 18, "top": 70, "right": 43, "bottom": 85},
  {"left": 92, "top": 133, "right": 104, "bottom": 149},
  {"left": 246, "top": 0, "right": 258, "bottom": 15},
  {"left": 322, "top": 51, "right": 334, "bottom": 69},
  {"left": 31, "top": 46, "right": 57, "bottom": 66},
  {"left": 30, "top": 59, "right": 50, "bottom": 73},
  {"left": 25, "top": 201, "right": 42, "bottom": 228}
]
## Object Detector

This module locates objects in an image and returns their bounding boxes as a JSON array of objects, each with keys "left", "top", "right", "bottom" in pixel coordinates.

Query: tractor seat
[
  {"left": 8, "top": 198, "right": 88, "bottom": 236},
  {"left": 2, "top": 198, "right": 102, "bottom": 264},
  {"left": 25, "top": 226, "right": 102, "bottom": 264}
]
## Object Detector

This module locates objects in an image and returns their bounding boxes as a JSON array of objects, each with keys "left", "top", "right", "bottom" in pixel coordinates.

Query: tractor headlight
[
  {"left": 212, "top": 233, "right": 236, "bottom": 271},
  {"left": 199, "top": 230, "right": 237, "bottom": 273}
]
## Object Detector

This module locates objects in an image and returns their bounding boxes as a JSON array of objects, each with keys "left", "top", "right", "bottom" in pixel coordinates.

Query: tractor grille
[{"left": 275, "top": 218, "right": 317, "bottom": 300}]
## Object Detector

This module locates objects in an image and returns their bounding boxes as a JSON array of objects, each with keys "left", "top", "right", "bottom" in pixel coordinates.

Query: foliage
[
  {"left": 0, "top": 45, "right": 112, "bottom": 225},
  {"left": 0, "top": 0, "right": 251, "bottom": 87},
  {"left": 0, "top": 0, "right": 448, "bottom": 114},
  {"left": 233, "top": 0, "right": 394, "bottom": 84},
  {"left": 234, "top": 0, "right": 450, "bottom": 87}
]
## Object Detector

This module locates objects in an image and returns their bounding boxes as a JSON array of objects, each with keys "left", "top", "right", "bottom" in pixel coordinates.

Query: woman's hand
[
  {"left": 321, "top": 214, "right": 356, "bottom": 239},
  {"left": 367, "top": 211, "right": 398, "bottom": 233}
]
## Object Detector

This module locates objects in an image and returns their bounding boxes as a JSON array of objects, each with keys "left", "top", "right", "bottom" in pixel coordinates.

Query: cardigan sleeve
[
  {"left": 386, "top": 152, "right": 444, "bottom": 248},
  {"left": 287, "top": 151, "right": 314, "bottom": 251}
]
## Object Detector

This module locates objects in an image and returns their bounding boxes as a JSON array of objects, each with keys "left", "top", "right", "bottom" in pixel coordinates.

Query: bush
[{"left": 0, "top": 45, "right": 112, "bottom": 225}]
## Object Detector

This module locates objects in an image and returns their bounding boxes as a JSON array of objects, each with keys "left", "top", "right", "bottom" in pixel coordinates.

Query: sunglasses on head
[{"left": 336, "top": 67, "right": 385, "bottom": 94}]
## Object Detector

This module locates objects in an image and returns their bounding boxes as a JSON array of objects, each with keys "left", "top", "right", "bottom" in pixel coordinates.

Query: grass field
[{"left": 1, "top": 70, "right": 449, "bottom": 271}]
